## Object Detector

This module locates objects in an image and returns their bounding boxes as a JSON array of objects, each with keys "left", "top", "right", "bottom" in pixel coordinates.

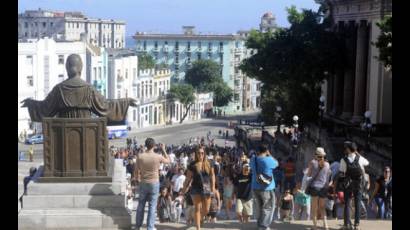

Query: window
[
  {"left": 137, "top": 84, "right": 140, "bottom": 98},
  {"left": 93, "top": 67, "right": 97, "bottom": 80},
  {"left": 257, "top": 83, "right": 261, "bottom": 91},
  {"left": 197, "top": 53, "right": 201, "bottom": 60},
  {"left": 50, "top": 22, "right": 53, "bottom": 27},
  {"left": 143, "top": 41, "right": 146, "bottom": 50},
  {"left": 43, "top": 22, "right": 46, "bottom": 28},
  {"left": 24, "top": 22, "right": 28, "bottom": 28},
  {"left": 175, "top": 55, "right": 179, "bottom": 64},
  {"left": 77, "top": 22, "right": 79, "bottom": 28},
  {"left": 198, "top": 41, "right": 201, "bottom": 49},
  {"left": 154, "top": 41, "right": 158, "bottom": 49},
  {"left": 234, "top": 80, "right": 240, "bottom": 86},
  {"left": 125, "top": 69, "right": 128, "bottom": 79},
  {"left": 187, "top": 41, "right": 191, "bottom": 50},
  {"left": 27, "top": 76, "right": 33, "bottom": 87},
  {"left": 34, "top": 22, "right": 38, "bottom": 27},
  {"left": 220, "top": 54, "right": 223, "bottom": 65},
  {"left": 175, "top": 41, "right": 179, "bottom": 51},
  {"left": 26, "top": 55, "right": 33, "bottom": 65},
  {"left": 117, "top": 90, "right": 121, "bottom": 98},
  {"left": 154, "top": 82, "right": 157, "bottom": 96},
  {"left": 58, "top": 55, "right": 64, "bottom": 64},
  {"left": 219, "top": 42, "right": 223, "bottom": 49},
  {"left": 98, "top": 67, "right": 102, "bottom": 80},
  {"left": 133, "top": 109, "right": 136, "bottom": 121},
  {"left": 25, "top": 32, "right": 28, "bottom": 37}
]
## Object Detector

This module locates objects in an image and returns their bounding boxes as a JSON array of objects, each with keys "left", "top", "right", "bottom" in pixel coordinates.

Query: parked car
[{"left": 25, "top": 134, "right": 43, "bottom": 144}]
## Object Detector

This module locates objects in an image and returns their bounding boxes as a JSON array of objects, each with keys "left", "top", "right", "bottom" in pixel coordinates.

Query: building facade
[
  {"left": 18, "top": 38, "right": 87, "bottom": 134},
  {"left": 133, "top": 26, "right": 261, "bottom": 114},
  {"left": 323, "top": 0, "right": 392, "bottom": 125},
  {"left": 86, "top": 45, "right": 109, "bottom": 97},
  {"left": 18, "top": 8, "right": 126, "bottom": 49}
]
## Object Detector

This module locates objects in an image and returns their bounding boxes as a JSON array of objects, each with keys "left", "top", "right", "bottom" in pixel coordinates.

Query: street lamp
[
  {"left": 275, "top": 106, "right": 282, "bottom": 134},
  {"left": 362, "top": 110, "right": 372, "bottom": 150},
  {"left": 318, "top": 95, "right": 326, "bottom": 144}
]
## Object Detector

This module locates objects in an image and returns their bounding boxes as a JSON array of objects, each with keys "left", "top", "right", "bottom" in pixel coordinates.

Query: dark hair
[
  {"left": 344, "top": 141, "right": 357, "bottom": 152},
  {"left": 257, "top": 144, "right": 269, "bottom": 154},
  {"left": 145, "top": 138, "right": 156, "bottom": 150}
]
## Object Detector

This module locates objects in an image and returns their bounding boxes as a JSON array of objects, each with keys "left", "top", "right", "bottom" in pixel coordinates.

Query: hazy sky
[{"left": 18, "top": 0, "right": 320, "bottom": 36}]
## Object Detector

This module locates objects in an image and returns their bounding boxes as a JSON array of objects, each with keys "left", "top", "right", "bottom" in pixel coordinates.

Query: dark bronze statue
[
  {"left": 21, "top": 54, "right": 137, "bottom": 122},
  {"left": 20, "top": 54, "right": 138, "bottom": 180}
]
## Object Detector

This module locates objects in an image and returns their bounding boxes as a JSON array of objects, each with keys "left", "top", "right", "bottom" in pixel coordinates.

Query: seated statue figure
[{"left": 21, "top": 54, "right": 137, "bottom": 122}]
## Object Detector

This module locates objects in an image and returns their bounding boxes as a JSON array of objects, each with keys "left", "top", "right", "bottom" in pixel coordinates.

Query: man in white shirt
[
  {"left": 168, "top": 151, "right": 176, "bottom": 164},
  {"left": 171, "top": 168, "right": 186, "bottom": 199},
  {"left": 338, "top": 141, "right": 369, "bottom": 230}
]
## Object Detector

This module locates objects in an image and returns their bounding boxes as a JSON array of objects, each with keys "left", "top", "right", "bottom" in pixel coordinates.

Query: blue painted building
[{"left": 133, "top": 26, "right": 257, "bottom": 114}]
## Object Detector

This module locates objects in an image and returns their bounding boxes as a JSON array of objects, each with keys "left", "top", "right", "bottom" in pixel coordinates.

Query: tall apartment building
[
  {"left": 18, "top": 38, "right": 87, "bottom": 134},
  {"left": 18, "top": 8, "right": 126, "bottom": 48},
  {"left": 133, "top": 26, "right": 262, "bottom": 114}
]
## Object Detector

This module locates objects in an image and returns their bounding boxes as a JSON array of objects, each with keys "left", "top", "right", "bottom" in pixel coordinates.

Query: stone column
[
  {"left": 351, "top": 20, "right": 370, "bottom": 123},
  {"left": 331, "top": 21, "right": 345, "bottom": 116},
  {"left": 340, "top": 21, "right": 357, "bottom": 119}
]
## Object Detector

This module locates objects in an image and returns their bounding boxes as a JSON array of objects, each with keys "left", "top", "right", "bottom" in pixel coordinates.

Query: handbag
[
  {"left": 255, "top": 156, "right": 272, "bottom": 186},
  {"left": 198, "top": 166, "right": 212, "bottom": 196}
]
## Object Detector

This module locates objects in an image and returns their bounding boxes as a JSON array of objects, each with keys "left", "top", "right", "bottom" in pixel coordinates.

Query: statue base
[
  {"left": 42, "top": 118, "right": 109, "bottom": 178},
  {"left": 37, "top": 176, "right": 112, "bottom": 183}
]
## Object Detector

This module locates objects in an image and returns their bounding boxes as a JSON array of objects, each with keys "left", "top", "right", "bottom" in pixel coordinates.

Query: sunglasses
[{"left": 316, "top": 155, "right": 324, "bottom": 159}]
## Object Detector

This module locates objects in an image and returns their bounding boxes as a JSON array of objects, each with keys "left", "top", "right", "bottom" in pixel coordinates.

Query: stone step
[
  {"left": 23, "top": 195, "right": 126, "bottom": 209},
  {"left": 27, "top": 182, "right": 121, "bottom": 196},
  {"left": 18, "top": 208, "right": 131, "bottom": 229}
]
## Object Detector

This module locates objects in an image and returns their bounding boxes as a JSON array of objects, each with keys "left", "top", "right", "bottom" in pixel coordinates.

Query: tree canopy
[
  {"left": 375, "top": 16, "right": 392, "bottom": 70},
  {"left": 137, "top": 53, "right": 156, "bottom": 70},
  {"left": 169, "top": 84, "right": 196, "bottom": 123},
  {"left": 185, "top": 59, "right": 232, "bottom": 107},
  {"left": 240, "top": 6, "right": 344, "bottom": 124}
]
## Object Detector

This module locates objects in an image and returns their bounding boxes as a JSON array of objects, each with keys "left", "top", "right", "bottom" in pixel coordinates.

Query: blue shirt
[{"left": 251, "top": 155, "right": 278, "bottom": 191}]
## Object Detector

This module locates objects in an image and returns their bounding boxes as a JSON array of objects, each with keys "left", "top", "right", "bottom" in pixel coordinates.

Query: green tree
[
  {"left": 185, "top": 59, "right": 232, "bottom": 107},
  {"left": 240, "top": 6, "right": 344, "bottom": 124},
  {"left": 211, "top": 82, "right": 233, "bottom": 107},
  {"left": 375, "top": 16, "right": 392, "bottom": 70},
  {"left": 169, "top": 84, "right": 196, "bottom": 123},
  {"left": 185, "top": 59, "right": 223, "bottom": 92},
  {"left": 138, "top": 53, "right": 155, "bottom": 70}
]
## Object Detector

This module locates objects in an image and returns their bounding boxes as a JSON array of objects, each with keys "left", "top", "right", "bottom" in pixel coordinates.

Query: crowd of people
[{"left": 109, "top": 134, "right": 391, "bottom": 230}]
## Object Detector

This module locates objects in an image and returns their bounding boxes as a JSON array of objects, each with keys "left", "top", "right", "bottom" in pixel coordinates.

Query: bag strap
[{"left": 308, "top": 163, "right": 323, "bottom": 187}]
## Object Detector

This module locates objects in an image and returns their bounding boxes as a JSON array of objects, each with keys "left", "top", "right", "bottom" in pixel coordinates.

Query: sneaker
[{"left": 353, "top": 225, "right": 360, "bottom": 230}]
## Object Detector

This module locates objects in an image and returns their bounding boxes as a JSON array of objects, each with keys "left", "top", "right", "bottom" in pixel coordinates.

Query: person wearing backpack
[
  {"left": 250, "top": 144, "right": 279, "bottom": 230},
  {"left": 338, "top": 141, "right": 369, "bottom": 230}
]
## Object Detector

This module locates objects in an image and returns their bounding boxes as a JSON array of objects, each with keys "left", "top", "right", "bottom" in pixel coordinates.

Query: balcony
[
  {"left": 163, "top": 47, "right": 169, "bottom": 53},
  {"left": 219, "top": 47, "right": 224, "bottom": 53},
  {"left": 186, "top": 48, "right": 191, "bottom": 53},
  {"left": 208, "top": 48, "right": 212, "bottom": 53}
]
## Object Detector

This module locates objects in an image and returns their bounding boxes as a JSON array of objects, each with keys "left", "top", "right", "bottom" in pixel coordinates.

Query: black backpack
[{"left": 345, "top": 155, "right": 363, "bottom": 181}]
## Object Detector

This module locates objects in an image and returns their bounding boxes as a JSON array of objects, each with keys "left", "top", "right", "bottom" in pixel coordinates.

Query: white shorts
[{"left": 236, "top": 199, "right": 253, "bottom": 216}]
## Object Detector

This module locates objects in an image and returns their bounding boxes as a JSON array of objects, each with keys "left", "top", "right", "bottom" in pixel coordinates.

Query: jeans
[
  {"left": 253, "top": 189, "right": 275, "bottom": 230},
  {"left": 136, "top": 182, "right": 160, "bottom": 230},
  {"left": 344, "top": 189, "right": 361, "bottom": 226},
  {"left": 375, "top": 196, "right": 390, "bottom": 219}
]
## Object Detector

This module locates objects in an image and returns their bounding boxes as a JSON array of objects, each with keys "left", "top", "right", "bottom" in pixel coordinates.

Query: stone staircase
[{"left": 18, "top": 182, "right": 131, "bottom": 229}]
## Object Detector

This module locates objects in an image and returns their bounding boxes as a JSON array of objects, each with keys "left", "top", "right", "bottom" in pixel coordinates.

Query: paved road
[{"left": 133, "top": 219, "right": 392, "bottom": 230}]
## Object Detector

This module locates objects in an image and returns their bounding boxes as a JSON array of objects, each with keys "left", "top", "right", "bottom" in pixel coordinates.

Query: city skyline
[{"left": 18, "top": 0, "right": 320, "bottom": 36}]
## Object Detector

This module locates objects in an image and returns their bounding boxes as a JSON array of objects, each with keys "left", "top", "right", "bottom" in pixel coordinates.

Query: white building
[
  {"left": 86, "top": 45, "right": 109, "bottom": 97},
  {"left": 133, "top": 69, "right": 171, "bottom": 128},
  {"left": 18, "top": 8, "right": 126, "bottom": 49},
  {"left": 18, "top": 37, "right": 86, "bottom": 134}
]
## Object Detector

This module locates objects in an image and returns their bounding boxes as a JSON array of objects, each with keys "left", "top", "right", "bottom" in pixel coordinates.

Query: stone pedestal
[
  {"left": 40, "top": 118, "right": 109, "bottom": 181},
  {"left": 18, "top": 182, "right": 131, "bottom": 229}
]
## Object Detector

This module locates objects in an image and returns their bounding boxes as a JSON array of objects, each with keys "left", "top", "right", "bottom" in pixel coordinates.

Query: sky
[{"left": 18, "top": 0, "right": 320, "bottom": 36}]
